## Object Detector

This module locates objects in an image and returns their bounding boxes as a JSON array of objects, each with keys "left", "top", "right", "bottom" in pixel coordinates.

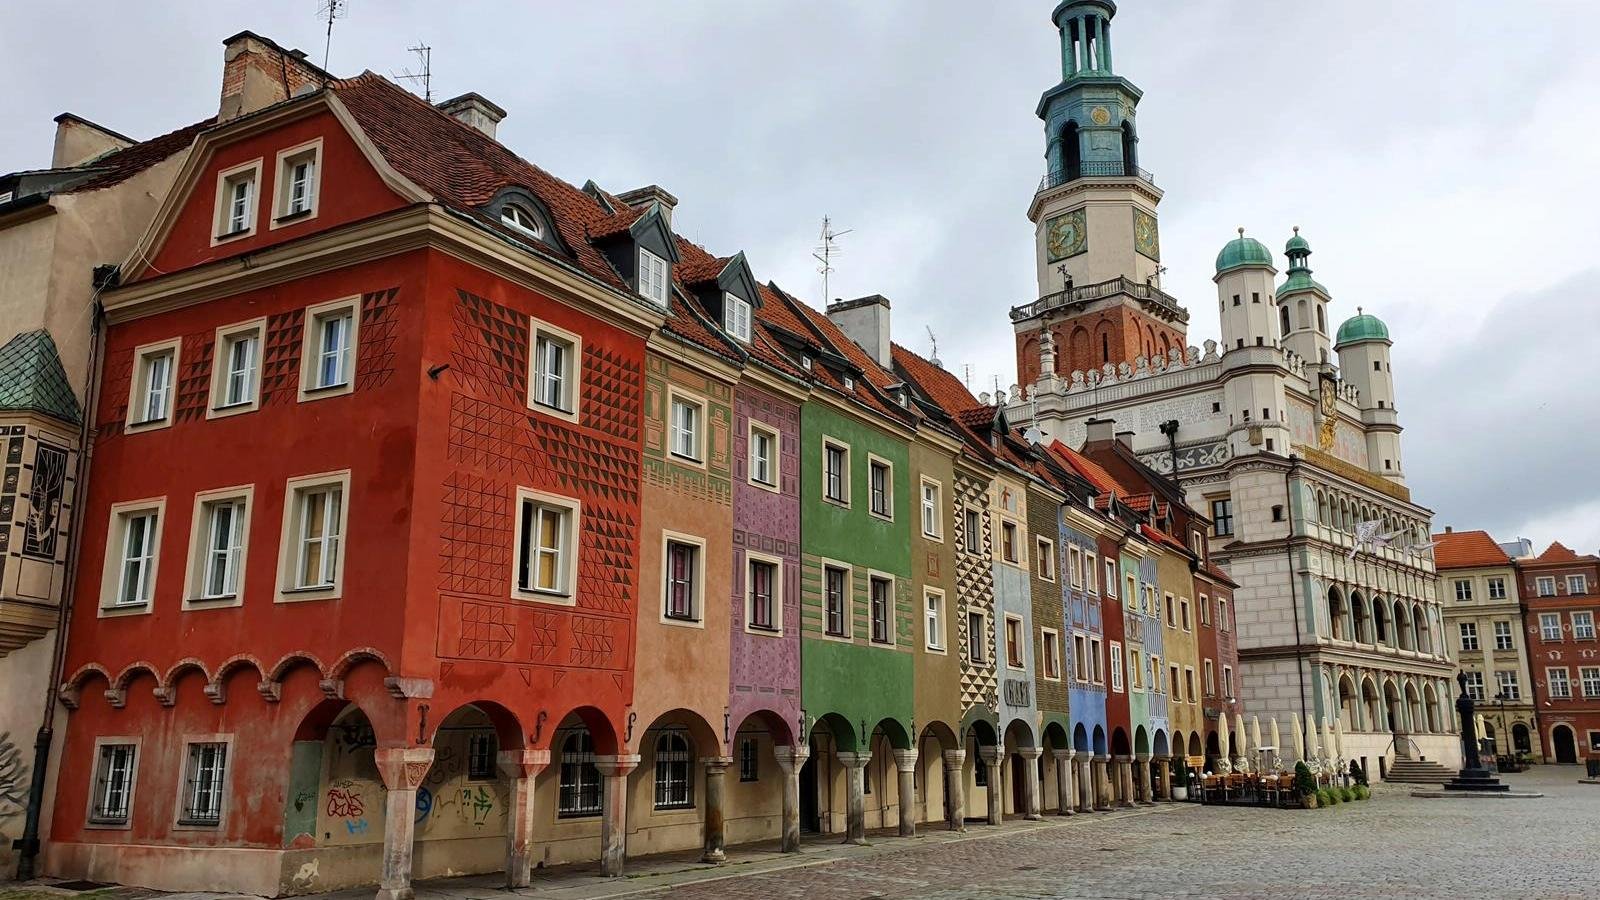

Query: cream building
[
  {"left": 1006, "top": 1, "right": 1459, "bottom": 774},
  {"left": 1433, "top": 529, "right": 1541, "bottom": 760}
]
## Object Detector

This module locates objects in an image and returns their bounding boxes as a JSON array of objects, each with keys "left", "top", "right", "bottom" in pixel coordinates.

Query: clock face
[
  {"left": 1045, "top": 209, "right": 1087, "bottom": 262},
  {"left": 1133, "top": 210, "right": 1160, "bottom": 261}
]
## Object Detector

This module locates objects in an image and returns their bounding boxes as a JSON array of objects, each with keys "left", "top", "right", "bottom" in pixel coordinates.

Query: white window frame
[
  {"left": 1487, "top": 576, "right": 1507, "bottom": 600},
  {"left": 1109, "top": 640, "right": 1124, "bottom": 692},
  {"left": 923, "top": 587, "right": 946, "bottom": 653},
  {"left": 527, "top": 317, "right": 583, "bottom": 423},
  {"left": 1073, "top": 632, "right": 1088, "bottom": 682},
  {"left": 271, "top": 138, "right": 322, "bottom": 226},
  {"left": 1494, "top": 670, "right": 1520, "bottom": 701},
  {"left": 962, "top": 506, "right": 981, "bottom": 555},
  {"left": 967, "top": 611, "right": 988, "bottom": 665},
  {"left": 822, "top": 560, "right": 852, "bottom": 641},
  {"left": 299, "top": 296, "right": 360, "bottom": 400},
  {"left": 1458, "top": 621, "right": 1479, "bottom": 651},
  {"left": 211, "top": 158, "right": 262, "bottom": 244},
  {"left": 1204, "top": 658, "right": 1216, "bottom": 697},
  {"left": 183, "top": 485, "right": 254, "bottom": 610},
  {"left": 1164, "top": 591, "right": 1176, "bottom": 628},
  {"left": 1536, "top": 576, "right": 1557, "bottom": 597},
  {"left": 275, "top": 470, "right": 350, "bottom": 603},
  {"left": 660, "top": 531, "right": 706, "bottom": 627},
  {"left": 666, "top": 388, "right": 707, "bottom": 465},
  {"left": 1454, "top": 579, "right": 1472, "bottom": 602},
  {"left": 1184, "top": 666, "right": 1197, "bottom": 704},
  {"left": 1568, "top": 574, "right": 1589, "bottom": 596},
  {"left": 919, "top": 477, "right": 943, "bottom": 540},
  {"left": 1067, "top": 546, "right": 1082, "bottom": 588},
  {"left": 1540, "top": 612, "right": 1562, "bottom": 641},
  {"left": 747, "top": 420, "right": 780, "bottom": 492},
  {"left": 208, "top": 319, "right": 266, "bottom": 418},
  {"left": 174, "top": 734, "right": 234, "bottom": 829},
  {"left": 1000, "top": 519, "right": 1020, "bottom": 565},
  {"left": 867, "top": 571, "right": 896, "bottom": 646},
  {"left": 1089, "top": 636, "right": 1104, "bottom": 684},
  {"left": 1129, "top": 648, "right": 1143, "bottom": 689},
  {"left": 511, "top": 487, "right": 581, "bottom": 605},
  {"left": 86, "top": 737, "right": 140, "bottom": 829},
  {"left": 501, "top": 202, "right": 544, "bottom": 239},
  {"left": 1104, "top": 559, "right": 1118, "bottom": 599},
  {"left": 822, "top": 437, "right": 850, "bottom": 506},
  {"left": 744, "top": 550, "right": 783, "bottom": 636},
  {"left": 1179, "top": 597, "right": 1192, "bottom": 631},
  {"left": 723, "top": 292, "right": 751, "bottom": 342},
  {"left": 126, "top": 338, "right": 182, "bottom": 434},
  {"left": 1004, "top": 614, "right": 1025, "bottom": 669},
  {"left": 638, "top": 248, "right": 669, "bottom": 307},
  {"left": 99, "top": 497, "right": 166, "bottom": 617},
  {"left": 867, "top": 454, "right": 894, "bottom": 521},
  {"left": 1041, "top": 627, "right": 1062, "bottom": 681},
  {"left": 1169, "top": 662, "right": 1181, "bottom": 700},
  {"left": 1547, "top": 667, "right": 1572, "bottom": 699},
  {"left": 1222, "top": 664, "right": 1235, "bottom": 699},
  {"left": 1492, "top": 620, "right": 1513, "bottom": 651},
  {"left": 1036, "top": 536, "right": 1056, "bottom": 582},
  {"left": 1574, "top": 611, "right": 1596, "bottom": 640},
  {"left": 1218, "top": 596, "right": 1231, "bottom": 633},
  {"left": 1580, "top": 666, "right": 1600, "bottom": 699}
]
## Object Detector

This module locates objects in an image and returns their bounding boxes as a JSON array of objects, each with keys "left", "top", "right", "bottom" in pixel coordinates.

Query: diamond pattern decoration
[
  {"left": 458, "top": 601, "right": 516, "bottom": 660},
  {"left": 260, "top": 309, "right": 304, "bottom": 405},
  {"left": 450, "top": 289, "right": 528, "bottom": 408},
  {"left": 356, "top": 287, "right": 400, "bottom": 391},
  {"left": 174, "top": 329, "right": 214, "bottom": 422}
]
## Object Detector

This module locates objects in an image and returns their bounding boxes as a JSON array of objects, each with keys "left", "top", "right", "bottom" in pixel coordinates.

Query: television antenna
[
  {"left": 926, "top": 326, "right": 941, "bottom": 367},
  {"left": 813, "top": 216, "right": 852, "bottom": 304},
  {"left": 395, "top": 43, "right": 433, "bottom": 102},
  {"left": 316, "top": 0, "right": 349, "bottom": 75}
]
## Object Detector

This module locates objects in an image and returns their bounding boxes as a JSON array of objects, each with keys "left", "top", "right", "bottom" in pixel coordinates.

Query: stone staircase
[{"left": 1384, "top": 758, "right": 1457, "bottom": 784}]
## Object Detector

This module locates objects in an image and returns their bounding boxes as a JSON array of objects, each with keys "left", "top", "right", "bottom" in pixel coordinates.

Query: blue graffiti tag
[
  {"left": 415, "top": 786, "right": 433, "bottom": 823},
  {"left": 344, "top": 818, "right": 369, "bottom": 835}
]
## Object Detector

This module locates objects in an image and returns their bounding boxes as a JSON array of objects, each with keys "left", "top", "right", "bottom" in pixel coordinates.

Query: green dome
[
  {"left": 1276, "top": 269, "right": 1328, "bottom": 298},
  {"left": 1285, "top": 228, "right": 1311, "bottom": 255},
  {"left": 1336, "top": 312, "right": 1390, "bottom": 345},
  {"left": 1215, "top": 230, "right": 1274, "bottom": 275}
]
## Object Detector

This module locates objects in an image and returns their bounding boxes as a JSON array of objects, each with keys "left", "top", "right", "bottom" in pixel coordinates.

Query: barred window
[
  {"left": 180, "top": 742, "right": 227, "bottom": 826},
  {"left": 653, "top": 731, "right": 694, "bottom": 810},
  {"left": 91, "top": 744, "right": 137, "bottom": 825},
  {"left": 739, "top": 737, "right": 759, "bottom": 782},
  {"left": 558, "top": 731, "right": 602, "bottom": 818},
  {"left": 467, "top": 732, "right": 497, "bottom": 781}
]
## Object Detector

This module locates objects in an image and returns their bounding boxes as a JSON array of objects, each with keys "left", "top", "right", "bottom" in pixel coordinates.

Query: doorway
[
  {"left": 1010, "top": 754, "right": 1027, "bottom": 814},
  {"left": 1552, "top": 725, "right": 1578, "bottom": 764},
  {"left": 799, "top": 742, "right": 820, "bottom": 832}
]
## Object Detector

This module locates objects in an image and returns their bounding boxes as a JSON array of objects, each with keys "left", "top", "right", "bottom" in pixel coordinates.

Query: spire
[{"left": 1285, "top": 225, "right": 1312, "bottom": 275}]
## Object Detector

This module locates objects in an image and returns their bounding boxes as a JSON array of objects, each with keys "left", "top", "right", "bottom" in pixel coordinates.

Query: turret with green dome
[
  {"left": 1277, "top": 226, "right": 1328, "bottom": 298},
  {"left": 1336, "top": 308, "right": 1390, "bottom": 346},
  {"left": 1214, "top": 227, "right": 1274, "bottom": 276}
]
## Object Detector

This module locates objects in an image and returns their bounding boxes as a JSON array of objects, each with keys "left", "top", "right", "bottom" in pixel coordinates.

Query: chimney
[
  {"left": 615, "top": 184, "right": 679, "bottom": 227},
  {"left": 50, "top": 113, "right": 134, "bottom": 168},
  {"left": 1115, "top": 430, "right": 1136, "bottom": 450},
  {"left": 218, "top": 32, "right": 326, "bottom": 122},
  {"left": 826, "top": 294, "right": 893, "bottom": 368},
  {"left": 1444, "top": 525, "right": 1453, "bottom": 534},
  {"left": 1085, "top": 417, "right": 1116, "bottom": 444},
  {"left": 438, "top": 93, "right": 507, "bottom": 140}
]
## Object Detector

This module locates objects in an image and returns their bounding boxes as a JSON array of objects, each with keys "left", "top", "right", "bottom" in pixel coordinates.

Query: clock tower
[{"left": 1012, "top": 0, "right": 1188, "bottom": 386}]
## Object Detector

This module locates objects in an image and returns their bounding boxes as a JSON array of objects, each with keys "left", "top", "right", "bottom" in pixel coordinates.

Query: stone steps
[{"left": 1385, "top": 759, "right": 1457, "bottom": 784}]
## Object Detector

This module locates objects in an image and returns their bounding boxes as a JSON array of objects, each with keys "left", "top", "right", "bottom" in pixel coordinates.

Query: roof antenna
[
  {"left": 395, "top": 43, "right": 433, "bottom": 102},
  {"left": 963, "top": 364, "right": 972, "bottom": 389},
  {"left": 813, "top": 216, "right": 852, "bottom": 305},
  {"left": 926, "top": 326, "right": 941, "bottom": 368},
  {"left": 317, "top": 0, "right": 349, "bottom": 76}
]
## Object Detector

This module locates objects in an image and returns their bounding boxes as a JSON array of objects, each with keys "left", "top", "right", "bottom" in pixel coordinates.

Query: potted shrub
[
  {"left": 1295, "top": 761, "right": 1318, "bottom": 809},
  {"left": 1348, "top": 759, "right": 1369, "bottom": 787},
  {"left": 1171, "top": 758, "right": 1190, "bottom": 801}
]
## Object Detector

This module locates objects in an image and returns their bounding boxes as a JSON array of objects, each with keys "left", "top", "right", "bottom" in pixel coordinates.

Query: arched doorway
[
  {"left": 1062, "top": 121, "right": 1082, "bottom": 180},
  {"left": 1513, "top": 723, "right": 1532, "bottom": 756},
  {"left": 1552, "top": 725, "right": 1578, "bottom": 764}
]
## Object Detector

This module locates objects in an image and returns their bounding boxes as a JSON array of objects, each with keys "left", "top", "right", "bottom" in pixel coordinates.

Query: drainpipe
[
  {"left": 16, "top": 286, "right": 108, "bottom": 880},
  {"left": 1283, "top": 454, "right": 1309, "bottom": 742}
]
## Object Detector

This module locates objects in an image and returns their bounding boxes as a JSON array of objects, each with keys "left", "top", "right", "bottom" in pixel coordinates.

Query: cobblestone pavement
[{"left": 631, "top": 769, "right": 1598, "bottom": 900}]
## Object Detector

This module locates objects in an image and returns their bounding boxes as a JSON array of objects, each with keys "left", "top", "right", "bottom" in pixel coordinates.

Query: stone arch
[
  {"left": 1351, "top": 591, "right": 1370, "bottom": 643},
  {"left": 1360, "top": 675, "right": 1381, "bottom": 729},
  {"left": 1413, "top": 602, "right": 1432, "bottom": 654},
  {"left": 328, "top": 647, "right": 395, "bottom": 682},
  {"left": 545, "top": 704, "right": 622, "bottom": 755},
  {"left": 1188, "top": 733, "right": 1202, "bottom": 759},
  {"left": 873, "top": 717, "right": 914, "bottom": 752},
  {"left": 1403, "top": 682, "right": 1423, "bottom": 733},
  {"left": 1069, "top": 326, "right": 1090, "bottom": 368},
  {"left": 1372, "top": 597, "right": 1391, "bottom": 646},
  {"left": 430, "top": 700, "right": 526, "bottom": 751},
  {"left": 1002, "top": 718, "right": 1036, "bottom": 751},
  {"left": 1092, "top": 724, "right": 1108, "bottom": 756},
  {"left": 1327, "top": 586, "right": 1347, "bottom": 641},
  {"left": 1422, "top": 683, "right": 1441, "bottom": 732},
  {"left": 111, "top": 660, "right": 160, "bottom": 694},
  {"left": 1152, "top": 728, "right": 1169, "bottom": 757},
  {"left": 1133, "top": 725, "right": 1150, "bottom": 755},
  {"left": 1110, "top": 727, "right": 1131, "bottom": 757},
  {"left": 1381, "top": 678, "right": 1402, "bottom": 732},
  {"left": 1072, "top": 722, "right": 1090, "bottom": 753},
  {"left": 1338, "top": 672, "right": 1359, "bottom": 731},
  {"left": 266, "top": 652, "right": 329, "bottom": 684},
  {"left": 735, "top": 707, "right": 797, "bottom": 749},
  {"left": 59, "top": 662, "right": 113, "bottom": 708},
  {"left": 1317, "top": 491, "right": 1328, "bottom": 525},
  {"left": 1042, "top": 721, "right": 1071, "bottom": 752},
  {"left": 204, "top": 653, "right": 265, "bottom": 703},
  {"left": 1394, "top": 600, "right": 1413, "bottom": 651},
  {"left": 813, "top": 711, "right": 861, "bottom": 754}
]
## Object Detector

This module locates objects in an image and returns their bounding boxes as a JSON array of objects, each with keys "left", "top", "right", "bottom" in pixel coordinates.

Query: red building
[
  {"left": 49, "top": 35, "right": 670, "bottom": 896},
  {"left": 1520, "top": 542, "right": 1600, "bottom": 765}
]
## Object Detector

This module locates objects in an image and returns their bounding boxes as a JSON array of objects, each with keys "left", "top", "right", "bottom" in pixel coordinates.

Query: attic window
[
  {"left": 638, "top": 249, "right": 669, "bottom": 307},
  {"left": 501, "top": 204, "right": 543, "bottom": 239},
  {"left": 843, "top": 375, "right": 855, "bottom": 390},
  {"left": 724, "top": 293, "right": 751, "bottom": 342},
  {"left": 801, "top": 356, "right": 813, "bottom": 370}
]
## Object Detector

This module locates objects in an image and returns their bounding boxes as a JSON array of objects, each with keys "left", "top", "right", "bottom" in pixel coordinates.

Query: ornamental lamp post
[{"left": 1493, "top": 691, "right": 1511, "bottom": 769}]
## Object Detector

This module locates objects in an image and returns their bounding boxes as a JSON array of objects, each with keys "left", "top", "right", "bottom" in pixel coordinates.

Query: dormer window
[
  {"left": 724, "top": 293, "right": 751, "bottom": 342},
  {"left": 212, "top": 159, "right": 263, "bottom": 243},
  {"left": 502, "top": 203, "right": 543, "bottom": 239},
  {"left": 639, "top": 248, "right": 669, "bottom": 307}
]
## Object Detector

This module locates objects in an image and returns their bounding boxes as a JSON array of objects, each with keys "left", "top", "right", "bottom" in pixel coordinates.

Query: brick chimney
[
  {"left": 1084, "top": 417, "right": 1116, "bottom": 444},
  {"left": 437, "top": 93, "right": 507, "bottom": 140},
  {"left": 615, "top": 185, "right": 678, "bottom": 227},
  {"left": 218, "top": 32, "right": 326, "bottom": 122},
  {"left": 827, "top": 295, "right": 893, "bottom": 368}
]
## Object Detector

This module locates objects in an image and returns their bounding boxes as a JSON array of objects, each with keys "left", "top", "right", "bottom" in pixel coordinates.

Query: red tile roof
[
  {"left": 62, "top": 116, "right": 214, "bottom": 194},
  {"left": 1431, "top": 530, "right": 1511, "bottom": 569},
  {"left": 1535, "top": 541, "right": 1594, "bottom": 563},
  {"left": 1046, "top": 440, "right": 1127, "bottom": 497}
]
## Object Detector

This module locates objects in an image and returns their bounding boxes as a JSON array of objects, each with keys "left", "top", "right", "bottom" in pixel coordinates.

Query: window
[
  {"left": 128, "top": 339, "right": 179, "bottom": 430},
  {"left": 210, "top": 321, "right": 263, "bottom": 414},
  {"left": 1042, "top": 628, "right": 1061, "bottom": 680},
  {"left": 1568, "top": 574, "right": 1589, "bottom": 595},
  {"left": 501, "top": 203, "right": 543, "bottom": 237},
  {"left": 1129, "top": 649, "right": 1143, "bottom": 689},
  {"left": 963, "top": 508, "right": 981, "bottom": 554},
  {"left": 1199, "top": 593, "right": 1210, "bottom": 625},
  {"left": 1540, "top": 613, "right": 1562, "bottom": 641},
  {"left": 1088, "top": 554, "right": 1100, "bottom": 593},
  {"left": 1218, "top": 597, "right": 1231, "bottom": 633},
  {"left": 739, "top": 738, "right": 759, "bottom": 782},
  {"left": 1179, "top": 597, "right": 1191, "bottom": 631},
  {"left": 1089, "top": 637, "right": 1104, "bottom": 683},
  {"left": 868, "top": 458, "right": 892, "bottom": 519},
  {"left": 1001, "top": 521, "right": 1018, "bottom": 564},
  {"left": 824, "top": 565, "right": 849, "bottom": 637},
  {"left": 1067, "top": 547, "right": 1082, "bottom": 588},
  {"left": 514, "top": 490, "right": 578, "bottom": 600},
  {"left": 747, "top": 556, "right": 779, "bottom": 632},
  {"left": 1004, "top": 616, "right": 1024, "bottom": 668},
  {"left": 1575, "top": 612, "right": 1596, "bottom": 640},
  {"left": 529, "top": 321, "right": 581, "bottom": 418},
  {"left": 1222, "top": 665, "right": 1234, "bottom": 699},
  {"left": 669, "top": 394, "right": 704, "bottom": 463},
  {"left": 213, "top": 159, "right": 261, "bottom": 239},
  {"left": 1454, "top": 579, "right": 1473, "bottom": 602},
  {"left": 1109, "top": 641, "right": 1124, "bottom": 691},
  {"left": 281, "top": 475, "right": 346, "bottom": 596},
  {"left": 920, "top": 480, "right": 942, "bottom": 538},
  {"left": 1463, "top": 671, "right": 1485, "bottom": 701},
  {"left": 724, "top": 293, "right": 751, "bottom": 342},
  {"left": 1204, "top": 659, "right": 1216, "bottom": 697},
  {"left": 1073, "top": 633, "right": 1088, "bottom": 681},
  {"left": 110, "top": 505, "right": 161, "bottom": 608},
  {"left": 1164, "top": 593, "right": 1176, "bottom": 628},
  {"left": 1458, "top": 622, "right": 1479, "bottom": 651},
  {"left": 466, "top": 733, "right": 497, "bottom": 780},
  {"left": 90, "top": 743, "right": 137, "bottom": 825},
  {"left": 823, "top": 440, "right": 849, "bottom": 504},
  {"left": 300, "top": 298, "right": 359, "bottom": 397},
  {"left": 653, "top": 732, "right": 693, "bottom": 809},
  {"left": 1487, "top": 577, "right": 1507, "bottom": 600},
  {"left": 967, "top": 612, "right": 987, "bottom": 664},
  {"left": 1547, "top": 667, "right": 1572, "bottom": 699},
  {"left": 1169, "top": 663, "right": 1181, "bottom": 700},
  {"left": 1211, "top": 498, "right": 1233, "bottom": 536},
  {"left": 1036, "top": 537, "right": 1055, "bottom": 581},
  {"left": 273, "top": 140, "right": 320, "bottom": 222},
  {"left": 924, "top": 590, "right": 945, "bottom": 651},
  {"left": 1537, "top": 577, "right": 1557, "bottom": 597},
  {"left": 869, "top": 576, "right": 893, "bottom": 644},
  {"left": 1493, "top": 620, "right": 1514, "bottom": 651},
  {"left": 191, "top": 492, "right": 248, "bottom": 602},
  {"left": 1184, "top": 667, "right": 1196, "bottom": 702},
  {"left": 558, "top": 731, "right": 602, "bottom": 817},
  {"left": 177, "top": 741, "right": 228, "bottom": 826},
  {"left": 1494, "top": 670, "right": 1520, "bottom": 701},
  {"left": 749, "top": 423, "right": 778, "bottom": 489},
  {"left": 638, "top": 248, "right": 669, "bottom": 306},
  {"left": 1581, "top": 667, "right": 1600, "bottom": 698},
  {"left": 663, "top": 537, "right": 702, "bottom": 622}
]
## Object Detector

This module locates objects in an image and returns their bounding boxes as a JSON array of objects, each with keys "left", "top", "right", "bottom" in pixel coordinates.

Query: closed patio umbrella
[
  {"left": 1235, "top": 712, "right": 1249, "bottom": 770},
  {"left": 1271, "top": 718, "right": 1283, "bottom": 770},
  {"left": 1217, "top": 720, "right": 1231, "bottom": 772},
  {"left": 1291, "top": 717, "right": 1304, "bottom": 763},
  {"left": 1305, "top": 712, "right": 1320, "bottom": 764},
  {"left": 1320, "top": 718, "right": 1334, "bottom": 767}
]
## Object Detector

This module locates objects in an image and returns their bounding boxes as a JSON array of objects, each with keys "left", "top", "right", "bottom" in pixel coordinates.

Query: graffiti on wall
[{"left": 0, "top": 732, "right": 28, "bottom": 816}]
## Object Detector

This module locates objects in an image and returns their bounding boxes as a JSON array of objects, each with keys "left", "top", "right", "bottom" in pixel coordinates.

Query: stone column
[
  {"left": 497, "top": 748, "right": 550, "bottom": 888},
  {"left": 1115, "top": 755, "right": 1135, "bottom": 808},
  {"left": 1052, "top": 750, "right": 1075, "bottom": 816},
  {"left": 772, "top": 744, "right": 809, "bottom": 853},
  {"left": 942, "top": 749, "right": 967, "bottom": 831},
  {"left": 701, "top": 756, "right": 733, "bottom": 863},
  {"left": 373, "top": 747, "right": 435, "bottom": 900},
  {"left": 1018, "top": 747, "right": 1044, "bottom": 820},
  {"left": 593, "top": 754, "right": 640, "bottom": 877},
  {"left": 1092, "top": 755, "right": 1112, "bottom": 810},
  {"left": 836, "top": 751, "right": 871, "bottom": 845},
  {"left": 1078, "top": 756, "right": 1093, "bottom": 811},
  {"left": 1157, "top": 757, "right": 1173, "bottom": 801},
  {"left": 892, "top": 749, "right": 919, "bottom": 837},
  {"left": 1133, "top": 754, "right": 1152, "bottom": 804},
  {"left": 980, "top": 747, "right": 1004, "bottom": 824}
]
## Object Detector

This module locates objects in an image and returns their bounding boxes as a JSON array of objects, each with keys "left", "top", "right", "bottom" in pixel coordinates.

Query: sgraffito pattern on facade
[
  {"left": 642, "top": 355, "right": 732, "bottom": 505},
  {"left": 955, "top": 470, "right": 997, "bottom": 713}
]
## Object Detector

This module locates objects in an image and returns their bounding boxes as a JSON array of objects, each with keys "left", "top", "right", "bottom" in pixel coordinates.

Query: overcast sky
[{"left": 4, "top": 1, "right": 1598, "bottom": 553}]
